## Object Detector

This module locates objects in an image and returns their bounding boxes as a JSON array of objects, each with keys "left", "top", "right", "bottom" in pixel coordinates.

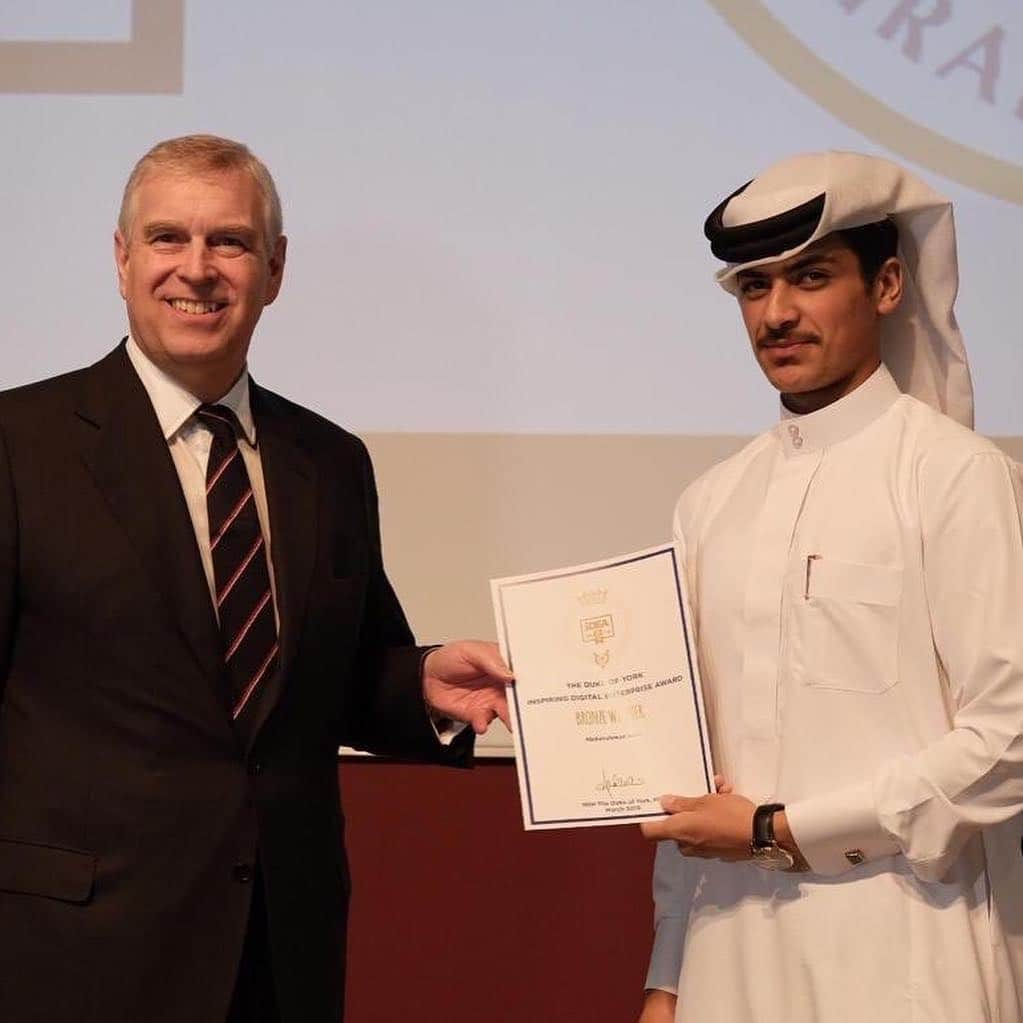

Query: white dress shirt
[
  {"left": 125, "top": 337, "right": 277, "bottom": 622},
  {"left": 648, "top": 365, "right": 1023, "bottom": 1021}
]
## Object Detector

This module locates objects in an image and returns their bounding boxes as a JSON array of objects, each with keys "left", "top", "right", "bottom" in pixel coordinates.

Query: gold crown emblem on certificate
[{"left": 576, "top": 588, "right": 608, "bottom": 606}]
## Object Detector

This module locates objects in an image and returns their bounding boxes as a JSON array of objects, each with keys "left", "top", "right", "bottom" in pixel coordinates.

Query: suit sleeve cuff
[{"left": 785, "top": 780, "right": 900, "bottom": 876}]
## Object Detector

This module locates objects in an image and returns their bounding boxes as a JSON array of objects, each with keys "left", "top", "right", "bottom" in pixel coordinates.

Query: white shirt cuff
[
  {"left": 785, "top": 780, "right": 900, "bottom": 876},
  {"left": 430, "top": 714, "right": 467, "bottom": 746}
]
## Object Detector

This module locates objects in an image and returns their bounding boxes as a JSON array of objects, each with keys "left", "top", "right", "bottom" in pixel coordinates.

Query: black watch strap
[{"left": 752, "top": 803, "right": 785, "bottom": 849}]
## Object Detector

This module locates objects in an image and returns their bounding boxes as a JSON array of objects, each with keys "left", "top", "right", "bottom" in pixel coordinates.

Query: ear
[
  {"left": 114, "top": 229, "right": 130, "bottom": 300},
  {"left": 263, "top": 234, "right": 287, "bottom": 306},
  {"left": 873, "top": 256, "right": 903, "bottom": 318}
]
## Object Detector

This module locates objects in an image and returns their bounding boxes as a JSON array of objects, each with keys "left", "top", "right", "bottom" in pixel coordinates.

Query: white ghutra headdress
[{"left": 704, "top": 151, "right": 973, "bottom": 428}]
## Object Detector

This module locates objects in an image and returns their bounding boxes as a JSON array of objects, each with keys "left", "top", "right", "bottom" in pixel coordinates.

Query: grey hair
[{"left": 118, "top": 134, "right": 283, "bottom": 247}]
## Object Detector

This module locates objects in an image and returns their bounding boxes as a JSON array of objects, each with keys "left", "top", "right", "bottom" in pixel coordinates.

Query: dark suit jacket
[{"left": 0, "top": 343, "right": 467, "bottom": 1022}]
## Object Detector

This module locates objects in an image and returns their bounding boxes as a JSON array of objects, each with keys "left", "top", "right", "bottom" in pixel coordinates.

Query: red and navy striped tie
[{"left": 197, "top": 404, "right": 278, "bottom": 720}]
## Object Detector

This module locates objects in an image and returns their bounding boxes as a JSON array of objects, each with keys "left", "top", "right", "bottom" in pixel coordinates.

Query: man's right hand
[{"left": 637, "top": 989, "right": 677, "bottom": 1023}]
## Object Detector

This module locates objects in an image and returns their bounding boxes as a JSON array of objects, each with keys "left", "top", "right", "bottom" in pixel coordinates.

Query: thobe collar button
[{"left": 775, "top": 365, "right": 902, "bottom": 458}]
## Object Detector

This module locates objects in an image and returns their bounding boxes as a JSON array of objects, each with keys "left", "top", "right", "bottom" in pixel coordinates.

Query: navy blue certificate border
[{"left": 496, "top": 545, "right": 711, "bottom": 827}]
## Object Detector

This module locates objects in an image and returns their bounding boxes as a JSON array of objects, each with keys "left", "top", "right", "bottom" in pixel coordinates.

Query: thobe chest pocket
[{"left": 796, "top": 557, "right": 902, "bottom": 693}]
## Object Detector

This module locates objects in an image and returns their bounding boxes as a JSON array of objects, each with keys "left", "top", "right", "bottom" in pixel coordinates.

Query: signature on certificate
[{"left": 596, "top": 767, "right": 646, "bottom": 795}]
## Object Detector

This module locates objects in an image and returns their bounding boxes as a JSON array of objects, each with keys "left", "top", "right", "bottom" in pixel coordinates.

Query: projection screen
[{"left": 2, "top": 1, "right": 1020, "bottom": 752}]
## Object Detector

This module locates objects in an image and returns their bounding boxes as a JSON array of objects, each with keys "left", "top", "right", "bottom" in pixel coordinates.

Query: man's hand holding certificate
[{"left": 491, "top": 544, "right": 713, "bottom": 830}]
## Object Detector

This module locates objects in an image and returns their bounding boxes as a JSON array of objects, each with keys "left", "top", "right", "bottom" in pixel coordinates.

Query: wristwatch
[{"left": 750, "top": 802, "right": 795, "bottom": 871}]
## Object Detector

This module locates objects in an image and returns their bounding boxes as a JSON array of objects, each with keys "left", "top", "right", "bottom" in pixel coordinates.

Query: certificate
[{"left": 491, "top": 544, "right": 713, "bottom": 830}]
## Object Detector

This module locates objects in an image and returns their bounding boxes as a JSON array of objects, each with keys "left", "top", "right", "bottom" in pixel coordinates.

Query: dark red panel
[{"left": 340, "top": 759, "right": 656, "bottom": 1023}]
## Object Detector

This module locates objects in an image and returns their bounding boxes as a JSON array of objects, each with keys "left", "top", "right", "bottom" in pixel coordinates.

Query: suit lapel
[
  {"left": 76, "top": 344, "right": 228, "bottom": 701},
  {"left": 73, "top": 347, "right": 318, "bottom": 744},
  {"left": 243, "top": 383, "right": 317, "bottom": 745}
]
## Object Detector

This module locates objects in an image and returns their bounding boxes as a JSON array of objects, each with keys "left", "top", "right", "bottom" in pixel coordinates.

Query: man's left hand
[
  {"left": 640, "top": 793, "right": 757, "bottom": 861},
  {"left": 422, "top": 641, "right": 513, "bottom": 734}
]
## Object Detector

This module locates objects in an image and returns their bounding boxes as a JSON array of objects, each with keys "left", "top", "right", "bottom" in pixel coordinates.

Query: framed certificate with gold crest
[{"left": 491, "top": 543, "right": 713, "bottom": 830}]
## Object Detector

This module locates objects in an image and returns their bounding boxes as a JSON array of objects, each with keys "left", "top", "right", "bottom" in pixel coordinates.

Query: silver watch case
[{"left": 750, "top": 842, "right": 795, "bottom": 871}]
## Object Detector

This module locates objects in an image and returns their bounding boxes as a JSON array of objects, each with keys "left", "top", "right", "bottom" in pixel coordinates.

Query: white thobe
[{"left": 646, "top": 366, "right": 1023, "bottom": 1022}]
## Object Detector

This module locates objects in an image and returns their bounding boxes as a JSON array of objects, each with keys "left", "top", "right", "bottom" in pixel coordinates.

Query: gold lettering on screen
[{"left": 708, "top": 0, "right": 1023, "bottom": 204}]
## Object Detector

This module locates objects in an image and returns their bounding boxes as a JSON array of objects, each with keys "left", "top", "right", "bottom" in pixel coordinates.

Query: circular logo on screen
[{"left": 708, "top": 0, "right": 1023, "bottom": 205}]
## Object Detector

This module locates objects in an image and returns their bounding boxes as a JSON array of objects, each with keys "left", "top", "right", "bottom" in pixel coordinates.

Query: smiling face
[
  {"left": 735, "top": 236, "right": 902, "bottom": 414},
  {"left": 114, "top": 167, "right": 286, "bottom": 401}
]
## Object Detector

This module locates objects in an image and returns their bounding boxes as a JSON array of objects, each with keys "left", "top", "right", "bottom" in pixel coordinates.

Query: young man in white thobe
[{"left": 638, "top": 152, "right": 1023, "bottom": 1023}]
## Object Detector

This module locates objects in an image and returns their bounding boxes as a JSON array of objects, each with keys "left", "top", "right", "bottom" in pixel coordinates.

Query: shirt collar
[
  {"left": 125, "top": 336, "right": 257, "bottom": 446},
  {"left": 774, "top": 363, "right": 901, "bottom": 457}
]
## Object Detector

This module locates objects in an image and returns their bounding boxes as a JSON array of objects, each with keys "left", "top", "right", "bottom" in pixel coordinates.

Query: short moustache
[{"left": 759, "top": 337, "right": 818, "bottom": 347}]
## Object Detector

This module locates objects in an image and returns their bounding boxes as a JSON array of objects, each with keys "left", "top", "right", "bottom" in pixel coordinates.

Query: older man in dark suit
[{"left": 0, "top": 134, "right": 510, "bottom": 1023}]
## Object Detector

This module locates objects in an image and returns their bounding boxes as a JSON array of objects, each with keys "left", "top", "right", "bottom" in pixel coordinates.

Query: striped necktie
[{"left": 196, "top": 404, "right": 279, "bottom": 720}]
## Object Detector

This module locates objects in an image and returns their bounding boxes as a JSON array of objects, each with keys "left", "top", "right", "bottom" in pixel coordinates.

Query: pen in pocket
[{"left": 804, "top": 554, "right": 821, "bottom": 600}]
